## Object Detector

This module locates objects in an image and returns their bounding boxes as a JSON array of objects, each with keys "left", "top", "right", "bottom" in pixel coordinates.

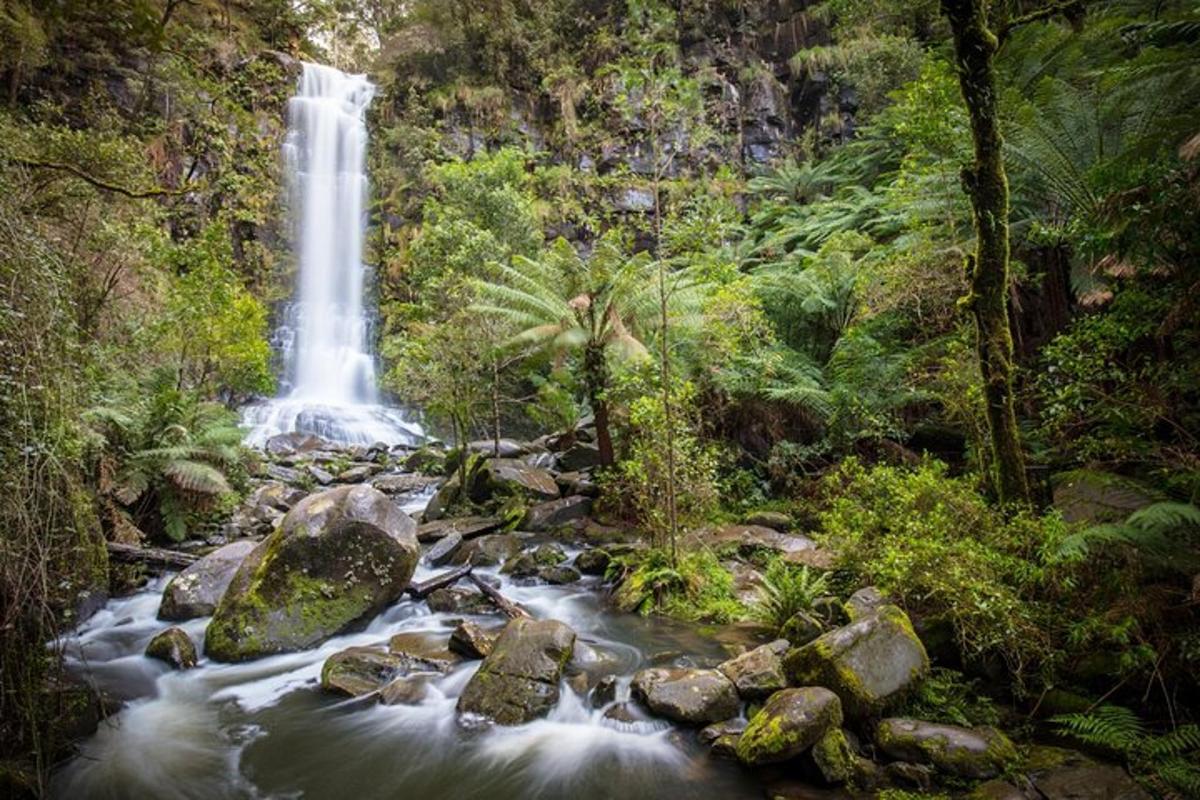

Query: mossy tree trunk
[
  {"left": 583, "top": 343, "right": 614, "bottom": 467},
  {"left": 941, "top": 0, "right": 1031, "bottom": 505}
]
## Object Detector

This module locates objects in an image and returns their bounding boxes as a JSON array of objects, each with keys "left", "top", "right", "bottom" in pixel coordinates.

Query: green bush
[{"left": 816, "top": 457, "right": 1069, "bottom": 684}]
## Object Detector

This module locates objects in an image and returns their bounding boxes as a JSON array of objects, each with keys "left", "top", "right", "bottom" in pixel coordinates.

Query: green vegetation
[
  {"left": 750, "top": 561, "right": 830, "bottom": 633},
  {"left": 1053, "top": 705, "right": 1200, "bottom": 797}
]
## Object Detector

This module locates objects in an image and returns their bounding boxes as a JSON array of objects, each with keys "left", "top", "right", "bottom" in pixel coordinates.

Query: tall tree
[{"left": 940, "top": 0, "right": 1032, "bottom": 504}]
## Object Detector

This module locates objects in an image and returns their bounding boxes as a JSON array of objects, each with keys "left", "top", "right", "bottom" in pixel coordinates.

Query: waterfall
[{"left": 243, "top": 63, "right": 422, "bottom": 447}]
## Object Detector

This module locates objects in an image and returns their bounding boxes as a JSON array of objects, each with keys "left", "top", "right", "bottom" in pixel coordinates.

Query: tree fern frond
[{"left": 162, "top": 460, "right": 231, "bottom": 495}]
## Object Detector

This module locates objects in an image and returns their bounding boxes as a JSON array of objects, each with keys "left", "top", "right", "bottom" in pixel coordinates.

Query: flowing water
[
  {"left": 243, "top": 63, "right": 421, "bottom": 447},
  {"left": 51, "top": 491, "right": 771, "bottom": 799}
]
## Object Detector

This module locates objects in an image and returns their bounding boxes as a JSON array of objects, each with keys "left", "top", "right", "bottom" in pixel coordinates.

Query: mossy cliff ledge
[{"left": 204, "top": 485, "right": 419, "bottom": 662}]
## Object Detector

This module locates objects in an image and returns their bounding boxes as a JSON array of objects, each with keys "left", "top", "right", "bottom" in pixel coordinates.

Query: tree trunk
[
  {"left": 651, "top": 127, "right": 679, "bottom": 563},
  {"left": 584, "top": 344, "right": 614, "bottom": 467},
  {"left": 941, "top": 0, "right": 1031, "bottom": 505},
  {"left": 490, "top": 357, "right": 501, "bottom": 455}
]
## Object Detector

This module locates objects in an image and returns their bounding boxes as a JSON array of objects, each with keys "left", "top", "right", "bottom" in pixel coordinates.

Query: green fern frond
[
  {"left": 1052, "top": 704, "right": 1146, "bottom": 751},
  {"left": 162, "top": 460, "right": 231, "bottom": 495}
]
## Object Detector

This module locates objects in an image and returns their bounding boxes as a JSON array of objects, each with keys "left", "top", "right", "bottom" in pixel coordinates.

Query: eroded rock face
[
  {"left": 876, "top": 718, "right": 1018, "bottom": 779},
  {"left": 456, "top": 618, "right": 577, "bottom": 725},
  {"left": 159, "top": 540, "right": 257, "bottom": 621},
  {"left": 631, "top": 667, "right": 740, "bottom": 725},
  {"left": 718, "top": 639, "right": 789, "bottom": 700},
  {"left": 783, "top": 605, "right": 929, "bottom": 717},
  {"left": 204, "top": 485, "right": 419, "bottom": 662},
  {"left": 145, "top": 627, "right": 198, "bottom": 669},
  {"left": 735, "top": 686, "right": 843, "bottom": 766}
]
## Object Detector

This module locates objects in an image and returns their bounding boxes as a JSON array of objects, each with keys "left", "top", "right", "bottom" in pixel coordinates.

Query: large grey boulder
[
  {"left": 204, "top": 485, "right": 419, "bottom": 662},
  {"left": 524, "top": 496, "right": 593, "bottom": 531},
  {"left": 470, "top": 458, "right": 559, "bottom": 503},
  {"left": 457, "top": 618, "right": 577, "bottom": 725},
  {"left": 735, "top": 687, "right": 843, "bottom": 766},
  {"left": 631, "top": 667, "right": 740, "bottom": 725},
  {"left": 876, "top": 718, "right": 1018, "bottom": 779},
  {"left": 717, "top": 639, "right": 789, "bottom": 700},
  {"left": 159, "top": 540, "right": 257, "bottom": 621},
  {"left": 783, "top": 604, "right": 928, "bottom": 717},
  {"left": 450, "top": 533, "right": 522, "bottom": 567}
]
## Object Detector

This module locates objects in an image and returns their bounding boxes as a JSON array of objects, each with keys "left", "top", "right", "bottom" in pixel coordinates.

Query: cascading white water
[{"left": 243, "top": 63, "right": 422, "bottom": 447}]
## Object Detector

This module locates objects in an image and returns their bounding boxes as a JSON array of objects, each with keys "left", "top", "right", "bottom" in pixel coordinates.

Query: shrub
[
  {"left": 816, "top": 457, "right": 1067, "bottom": 684},
  {"left": 608, "top": 377, "right": 720, "bottom": 548}
]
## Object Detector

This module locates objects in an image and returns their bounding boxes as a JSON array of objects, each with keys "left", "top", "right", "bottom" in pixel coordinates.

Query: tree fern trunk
[{"left": 942, "top": 0, "right": 1031, "bottom": 505}]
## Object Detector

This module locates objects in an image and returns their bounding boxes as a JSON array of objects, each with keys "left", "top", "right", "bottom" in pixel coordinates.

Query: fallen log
[
  {"left": 467, "top": 573, "right": 531, "bottom": 620},
  {"left": 406, "top": 564, "right": 473, "bottom": 599},
  {"left": 106, "top": 541, "right": 198, "bottom": 569}
]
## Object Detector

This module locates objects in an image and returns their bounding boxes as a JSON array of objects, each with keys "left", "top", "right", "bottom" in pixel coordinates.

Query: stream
[{"left": 51, "top": 494, "right": 780, "bottom": 799}]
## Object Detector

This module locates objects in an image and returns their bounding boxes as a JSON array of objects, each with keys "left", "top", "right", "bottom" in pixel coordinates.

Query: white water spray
[{"left": 244, "top": 63, "right": 422, "bottom": 447}]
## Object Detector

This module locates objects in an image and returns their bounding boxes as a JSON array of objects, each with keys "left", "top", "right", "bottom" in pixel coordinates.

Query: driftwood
[
  {"left": 106, "top": 541, "right": 198, "bottom": 569},
  {"left": 468, "top": 573, "right": 531, "bottom": 619},
  {"left": 406, "top": 565, "right": 473, "bottom": 599}
]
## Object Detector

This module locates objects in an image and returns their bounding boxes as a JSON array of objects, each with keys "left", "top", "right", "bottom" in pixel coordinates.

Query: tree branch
[
  {"left": 999, "top": 1, "right": 1089, "bottom": 43},
  {"left": 11, "top": 158, "right": 186, "bottom": 199}
]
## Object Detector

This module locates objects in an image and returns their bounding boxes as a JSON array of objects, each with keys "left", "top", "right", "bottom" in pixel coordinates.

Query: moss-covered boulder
[
  {"left": 404, "top": 446, "right": 447, "bottom": 475},
  {"left": 780, "top": 610, "right": 824, "bottom": 647},
  {"left": 812, "top": 727, "right": 857, "bottom": 783},
  {"left": 159, "top": 540, "right": 258, "bottom": 621},
  {"left": 538, "top": 564, "right": 581, "bottom": 584},
  {"left": 631, "top": 667, "right": 740, "bottom": 725},
  {"left": 573, "top": 548, "right": 610, "bottom": 575},
  {"left": 876, "top": 718, "right": 1018, "bottom": 779},
  {"left": 145, "top": 627, "right": 198, "bottom": 669},
  {"left": 717, "top": 639, "right": 789, "bottom": 700},
  {"left": 470, "top": 458, "right": 559, "bottom": 503},
  {"left": 735, "top": 686, "right": 843, "bottom": 766},
  {"left": 322, "top": 637, "right": 458, "bottom": 697},
  {"left": 320, "top": 646, "right": 405, "bottom": 696},
  {"left": 456, "top": 617, "right": 577, "bottom": 725},
  {"left": 204, "top": 485, "right": 419, "bottom": 662},
  {"left": 783, "top": 604, "right": 928, "bottom": 717}
]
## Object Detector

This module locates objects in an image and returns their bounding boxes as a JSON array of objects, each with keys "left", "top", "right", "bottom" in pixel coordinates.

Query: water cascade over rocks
[{"left": 243, "top": 63, "right": 422, "bottom": 447}]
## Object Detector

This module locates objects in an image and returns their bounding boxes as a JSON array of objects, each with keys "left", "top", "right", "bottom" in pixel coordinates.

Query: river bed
[{"left": 52, "top": 537, "right": 790, "bottom": 799}]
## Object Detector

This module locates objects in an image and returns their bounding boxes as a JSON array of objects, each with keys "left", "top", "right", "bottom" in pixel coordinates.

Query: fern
[
  {"left": 751, "top": 561, "right": 829, "bottom": 631},
  {"left": 1050, "top": 501, "right": 1200, "bottom": 572},
  {"left": 1052, "top": 704, "right": 1146, "bottom": 751},
  {"left": 1053, "top": 706, "right": 1200, "bottom": 797}
]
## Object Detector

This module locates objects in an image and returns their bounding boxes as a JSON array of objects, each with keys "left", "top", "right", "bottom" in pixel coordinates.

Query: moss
[{"left": 812, "top": 728, "right": 855, "bottom": 783}]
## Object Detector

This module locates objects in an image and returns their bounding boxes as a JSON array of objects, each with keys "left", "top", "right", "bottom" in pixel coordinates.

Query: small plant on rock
[{"left": 750, "top": 560, "right": 829, "bottom": 633}]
